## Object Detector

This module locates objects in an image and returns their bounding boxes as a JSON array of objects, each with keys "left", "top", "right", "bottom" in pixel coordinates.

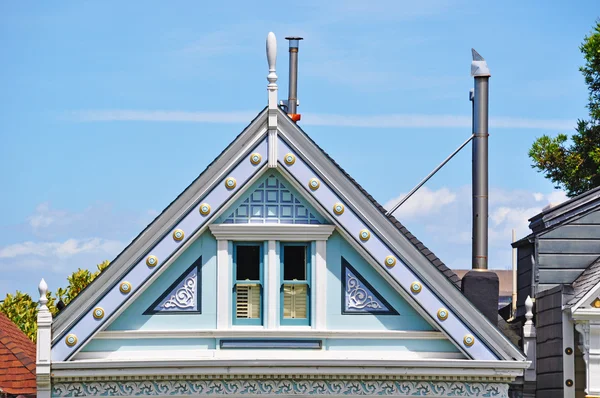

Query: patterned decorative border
[{"left": 52, "top": 379, "right": 509, "bottom": 397}]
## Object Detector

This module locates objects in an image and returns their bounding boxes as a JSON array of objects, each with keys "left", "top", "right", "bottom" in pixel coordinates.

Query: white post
[
  {"left": 576, "top": 322, "right": 600, "bottom": 397},
  {"left": 217, "top": 240, "right": 231, "bottom": 329},
  {"left": 36, "top": 278, "right": 52, "bottom": 398},
  {"left": 314, "top": 240, "right": 327, "bottom": 330},
  {"left": 523, "top": 295, "right": 536, "bottom": 382},
  {"left": 266, "top": 240, "right": 279, "bottom": 329},
  {"left": 266, "top": 32, "right": 278, "bottom": 168}
]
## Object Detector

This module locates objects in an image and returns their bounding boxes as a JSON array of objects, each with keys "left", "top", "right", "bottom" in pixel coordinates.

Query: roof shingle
[{"left": 0, "top": 313, "right": 36, "bottom": 395}]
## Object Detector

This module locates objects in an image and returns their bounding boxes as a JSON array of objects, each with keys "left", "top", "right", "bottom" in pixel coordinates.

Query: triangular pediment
[{"left": 50, "top": 108, "right": 525, "bottom": 365}]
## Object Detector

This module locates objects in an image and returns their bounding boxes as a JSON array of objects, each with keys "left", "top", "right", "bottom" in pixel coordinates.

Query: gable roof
[
  {"left": 0, "top": 313, "right": 36, "bottom": 395},
  {"left": 529, "top": 185, "right": 600, "bottom": 234},
  {"left": 566, "top": 256, "right": 600, "bottom": 308},
  {"left": 49, "top": 107, "right": 525, "bottom": 364}
]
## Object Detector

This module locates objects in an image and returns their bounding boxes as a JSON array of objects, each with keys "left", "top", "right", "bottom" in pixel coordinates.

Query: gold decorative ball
[
  {"left": 333, "top": 203, "right": 345, "bottom": 215},
  {"left": 284, "top": 153, "right": 296, "bottom": 165},
  {"left": 225, "top": 177, "right": 237, "bottom": 189},
  {"left": 173, "top": 229, "right": 185, "bottom": 242},
  {"left": 437, "top": 308, "right": 449, "bottom": 321},
  {"left": 384, "top": 256, "right": 396, "bottom": 268},
  {"left": 119, "top": 281, "right": 132, "bottom": 294},
  {"left": 199, "top": 203, "right": 211, "bottom": 216},
  {"left": 250, "top": 153, "right": 262, "bottom": 165},
  {"left": 463, "top": 334, "right": 475, "bottom": 347},
  {"left": 65, "top": 334, "right": 78, "bottom": 347},
  {"left": 410, "top": 282, "right": 422, "bottom": 294},
  {"left": 308, "top": 178, "right": 320, "bottom": 191},
  {"left": 146, "top": 255, "right": 158, "bottom": 267},
  {"left": 359, "top": 229, "right": 370, "bottom": 242},
  {"left": 93, "top": 307, "right": 105, "bottom": 320}
]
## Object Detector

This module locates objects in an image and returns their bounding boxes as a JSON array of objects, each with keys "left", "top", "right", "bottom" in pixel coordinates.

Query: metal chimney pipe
[
  {"left": 471, "top": 49, "right": 490, "bottom": 270},
  {"left": 285, "top": 37, "right": 303, "bottom": 119}
]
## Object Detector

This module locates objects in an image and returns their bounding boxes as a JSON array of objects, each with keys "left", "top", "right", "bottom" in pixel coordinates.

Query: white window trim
[
  {"left": 209, "top": 224, "right": 335, "bottom": 241},
  {"left": 211, "top": 224, "right": 334, "bottom": 329}
]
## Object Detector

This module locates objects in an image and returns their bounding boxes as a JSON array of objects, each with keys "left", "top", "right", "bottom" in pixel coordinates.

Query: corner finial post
[
  {"left": 523, "top": 295, "right": 537, "bottom": 382},
  {"left": 266, "top": 32, "right": 278, "bottom": 168},
  {"left": 36, "top": 278, "right": 52, "bottom": 397}
]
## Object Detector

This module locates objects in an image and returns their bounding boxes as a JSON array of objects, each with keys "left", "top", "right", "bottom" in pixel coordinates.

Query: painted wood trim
[
  {"left": 52, "top": 357, "right": 529, "bottom": 375},
  {"left": 267, "top": 240, "right": 278, "bottom": 329},
  {"left": 209, "top": 224, "right": 335, "bottom": 241},
  {"left": 217, "top": 239, "right": 230, "bottom": 329},
  {"left": 315, "top": 240, "right": 327, "bottom": 330},
  {"left": 571, "top": 279, "right": 600, "bottom": 313},
  {"left": 275, "top": 111, "right": 525, "bottom": 362},
  {"left": 94, "top": 329, "right": 447, "bottom": 340}
]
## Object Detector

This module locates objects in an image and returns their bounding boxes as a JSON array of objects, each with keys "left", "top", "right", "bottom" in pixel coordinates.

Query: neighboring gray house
[{"left": 511, "top": 186, "right": 600, "bottom": 398}]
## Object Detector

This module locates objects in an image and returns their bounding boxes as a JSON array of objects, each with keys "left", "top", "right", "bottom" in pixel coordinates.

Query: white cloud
[
  {"left": 66, "top": 109, "right": 574, "bottom": 130},
  {"left": 0, "top": 238, "right": 123, "bottom": 259},
  {"left": 384, "top": 187, "right": 457, "bottom": 219},
  {"left": 384, "top": 185, "right": 568, "bottom": 270}
]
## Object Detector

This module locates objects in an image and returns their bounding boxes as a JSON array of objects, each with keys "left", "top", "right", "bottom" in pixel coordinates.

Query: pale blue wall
[
  {"left": 107, "top": 230, "right": 217, "bottom": 331},
  {"left": 81, "top": 338, "right": 215, "bottom": 352},
  {"left": 326, "top": 232, "right": 434, "bottom": 331},
  {"left": 324, "top": 339, "right": 458, "bottom": 352}
]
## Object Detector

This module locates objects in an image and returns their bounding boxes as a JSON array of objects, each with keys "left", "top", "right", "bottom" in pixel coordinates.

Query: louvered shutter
[
  {"left": 283, "top": 283, "right": 307, "bottom": 319},
  {"left": 236, "top": 283, "right": 261, "bottom": 319}
]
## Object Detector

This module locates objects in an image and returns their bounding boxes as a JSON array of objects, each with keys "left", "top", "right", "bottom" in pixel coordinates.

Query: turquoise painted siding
[
  {"left": 326, "top": 232, "right": 434, "bottom": 331},
  {"left": 81, "top": 338, "right": 215, "bottom": 352},
  {"left": 324, "top": 338, "right": 458, "bottom": 352},
  {"left": 107, "top": 231, "right": 217, "bottom": 331}
]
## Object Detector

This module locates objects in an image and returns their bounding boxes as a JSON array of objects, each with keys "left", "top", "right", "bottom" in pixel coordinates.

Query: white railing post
[
  {"left": 523, "top": 295, "right": 537, "bottom": 382},
  {"left": 36, "top": 278, "right": 52, "bottom": 398}
]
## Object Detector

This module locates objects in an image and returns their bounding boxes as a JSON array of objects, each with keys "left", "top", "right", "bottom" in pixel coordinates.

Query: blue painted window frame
[
  {"left": 280, "top": 242, "right": 311, "bottom": 326},
  {"left": 233, "top": 242, "right": 264, "bottom": 326}
]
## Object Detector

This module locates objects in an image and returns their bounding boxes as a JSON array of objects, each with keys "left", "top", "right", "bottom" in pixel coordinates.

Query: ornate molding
[{"left": 52, "top": 379, "right": 509, "bottom": 397}]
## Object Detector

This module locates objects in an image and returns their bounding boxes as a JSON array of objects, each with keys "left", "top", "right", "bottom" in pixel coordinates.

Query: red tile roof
[{"left": 0, "top": 312, "right": 36, "bottom": 395}]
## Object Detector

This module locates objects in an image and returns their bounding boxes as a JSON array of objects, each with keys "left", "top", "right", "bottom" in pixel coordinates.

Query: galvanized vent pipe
[{"left": 285, "top": 36, "right": 303, "bottom": 121}]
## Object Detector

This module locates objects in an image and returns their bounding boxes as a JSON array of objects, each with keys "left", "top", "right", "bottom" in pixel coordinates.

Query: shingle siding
[
  {"left": 536, "top": 208, "right": 600, "bottom": 293},
  {"left": 535, "top": 286, "right": 564, "bottom": 397}
]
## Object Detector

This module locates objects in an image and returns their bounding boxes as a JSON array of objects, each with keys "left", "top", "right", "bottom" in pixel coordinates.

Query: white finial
[
  {"left": 266, "top": 32, "right": 277, "bottom": 88},
  {"left": 38, "top": 278, "right": 48, "bottom": 308},
  {"left": 471, "top": 48, "right": 491, "bottom": 77},
  {"left": 525, "top": 295, "right": 533, "bottom": 323}
]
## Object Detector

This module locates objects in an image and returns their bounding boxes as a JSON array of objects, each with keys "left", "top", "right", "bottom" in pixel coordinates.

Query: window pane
[
  {"left": 236, "top": 245, "right": 260, "bottom": 280},
  {"left": 283, "top": 245, "right": 306, "bottom": 281}
]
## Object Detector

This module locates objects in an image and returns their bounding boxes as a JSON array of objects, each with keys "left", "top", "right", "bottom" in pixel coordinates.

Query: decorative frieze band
[{"left": 52, "top": 379, "right": 509, "bottom": 397}]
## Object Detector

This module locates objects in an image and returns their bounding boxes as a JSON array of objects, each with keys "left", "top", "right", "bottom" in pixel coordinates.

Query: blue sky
[{"left": 0, "top": 1, "right": 597, "bottom": 297}]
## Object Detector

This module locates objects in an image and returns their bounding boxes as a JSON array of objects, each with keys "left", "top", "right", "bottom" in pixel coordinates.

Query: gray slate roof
[
  {"left": 529, "top": 185, "right": 600, "bottom": 233},
  {"left": 566, "top": 256, "right": 600, "bottom": 308}
]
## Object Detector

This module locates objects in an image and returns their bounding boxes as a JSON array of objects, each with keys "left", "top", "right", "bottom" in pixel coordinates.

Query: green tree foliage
[
  {"left": 529, "top": 21, "right": 600, "bottom": 197},
  {"left": 0, "top": 260, "right": 110, "bottom": 341}
]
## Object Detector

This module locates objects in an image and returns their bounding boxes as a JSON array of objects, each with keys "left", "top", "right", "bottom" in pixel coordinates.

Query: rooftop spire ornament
[{"left": 266, "top": 32, "right": 278, "bottom": 168}]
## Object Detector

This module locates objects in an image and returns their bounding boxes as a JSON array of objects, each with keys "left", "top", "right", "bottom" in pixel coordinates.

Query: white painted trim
[
  {"left": 72, "top": 349, "right": 465, "bottom": 363},
  {"left": 217, "top": 239, "right": 230, "bottom": 329},
  {"left": 52, "top": 357, "right": 528, "bottom": 378},
  {"left": 562, "top": 311, "right": 576, "bottom": 398},
  {"left": 94, "top": 329, "right": 446, "bottom": 340},
  {"left": 315, "top": 240, "right": 327, "bottom": 330},
  {"left": 209, "top": 224, "right": 336, "bottom": 241},
  {"left": 571, "top": 309, "right": 600, "bottom": 322},
  {"left": 267, "top": 240, "right": 278, "bottom": 328}
]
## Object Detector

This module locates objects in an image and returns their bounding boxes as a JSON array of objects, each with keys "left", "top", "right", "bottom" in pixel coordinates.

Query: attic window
[
  {"left": 281, "top": 243, "right": 310, "bottom": 325},
  {"left": 234, "top": 243, "right": 263, "bottom": 325}
]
